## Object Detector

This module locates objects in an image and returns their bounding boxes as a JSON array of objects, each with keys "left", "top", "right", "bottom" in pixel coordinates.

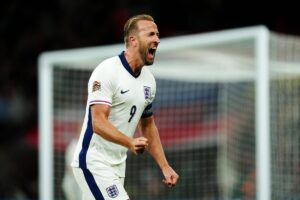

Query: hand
[
  {"left": 162, "top": 165, "right": 179, "bottom": 187},
  {"left": 129, "top": 137, "right": 148, "bottom": 155}
]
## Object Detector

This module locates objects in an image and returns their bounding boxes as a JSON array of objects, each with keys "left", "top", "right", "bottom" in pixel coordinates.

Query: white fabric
[
  {"left": 73, "top": 167, "right": 130, "bottom": 200},
  {"left": 71, "top": 53, "right": 156, "bottom": 178}
]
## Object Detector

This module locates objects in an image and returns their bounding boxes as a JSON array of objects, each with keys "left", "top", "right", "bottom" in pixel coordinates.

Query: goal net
[{"left": 39, "top": 26, "right": 300, "bottom": 200}]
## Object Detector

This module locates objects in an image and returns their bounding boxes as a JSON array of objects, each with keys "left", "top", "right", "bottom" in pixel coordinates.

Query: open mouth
[{"left": 148, "top": 47, "right": 157, "bottom": 57}]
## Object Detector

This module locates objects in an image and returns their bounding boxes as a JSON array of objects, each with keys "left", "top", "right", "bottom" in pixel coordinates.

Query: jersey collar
[{"left": 118, "top": 51, "right": 141, "bottom": 78}]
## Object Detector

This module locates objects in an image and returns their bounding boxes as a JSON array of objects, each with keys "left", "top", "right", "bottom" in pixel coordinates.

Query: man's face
[{"left": 136, "top": 20, "right": 160, "bottom": 66}]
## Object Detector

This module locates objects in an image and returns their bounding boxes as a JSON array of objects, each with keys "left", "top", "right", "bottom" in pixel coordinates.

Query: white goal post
[{"left": 39, "top": 26, "right": 278, "bottom": 200}]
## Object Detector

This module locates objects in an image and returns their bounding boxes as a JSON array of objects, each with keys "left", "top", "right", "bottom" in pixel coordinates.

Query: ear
[{"left": 129, "top": 35, "right": 137, "bottom": 47}]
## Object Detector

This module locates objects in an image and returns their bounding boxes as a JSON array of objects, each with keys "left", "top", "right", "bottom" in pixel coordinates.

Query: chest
[{"left": 112, "top": 75, "right": 155, "bottom": 108}]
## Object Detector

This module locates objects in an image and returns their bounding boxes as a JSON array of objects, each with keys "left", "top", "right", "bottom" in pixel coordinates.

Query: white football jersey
[{"left": 71, "top": 51, "right": 156, "bottom": 177}]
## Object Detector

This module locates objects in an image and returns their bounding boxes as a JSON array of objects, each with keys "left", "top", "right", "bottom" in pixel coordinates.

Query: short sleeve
[
  {"left": 87, "top": 63, "right": 115, "bottom": 106},
  {"left": 141, "top": 72, "right": 156, "bottom": 118},
  {"left": 141, "top": 103, "right": 153, "bottom": 118}
]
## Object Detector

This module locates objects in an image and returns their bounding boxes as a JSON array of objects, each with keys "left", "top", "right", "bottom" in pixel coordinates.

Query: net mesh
[
  {"left": 46, "top": 31, "right": 300, "bottom": 200},
  {"left": 269, "top": 33, "right": 300, "bottom": 200}
]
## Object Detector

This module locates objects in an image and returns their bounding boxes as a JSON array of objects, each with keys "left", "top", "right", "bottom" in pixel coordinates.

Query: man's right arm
[{"left": 91, "top": 104, "right": 148, "bottom": 154}]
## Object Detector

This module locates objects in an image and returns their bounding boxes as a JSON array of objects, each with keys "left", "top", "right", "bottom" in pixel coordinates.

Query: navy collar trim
[{"left": 118, "top": 51, "right": 140, "bottom": 78}]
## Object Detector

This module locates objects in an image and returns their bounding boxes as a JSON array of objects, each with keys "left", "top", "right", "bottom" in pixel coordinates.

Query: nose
[{"left": 155, "top": 35, "right": 160, "bottom": 44}]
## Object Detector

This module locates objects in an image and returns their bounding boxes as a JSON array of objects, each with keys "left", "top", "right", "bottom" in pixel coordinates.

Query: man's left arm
[{"left": 139, "top": 116, "right": 179, "bottom": 187}]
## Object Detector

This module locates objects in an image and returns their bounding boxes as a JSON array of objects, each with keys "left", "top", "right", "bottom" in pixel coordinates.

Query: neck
[{"left": 124, "top": 50, "right": 143, "bottom": 74}]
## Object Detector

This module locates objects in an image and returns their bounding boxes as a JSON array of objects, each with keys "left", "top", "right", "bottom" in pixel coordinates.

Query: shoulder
[
  {"left": 96, "top": 56, "right": 120, "bottom": 70},
  {"left": 142, "top": 67, "right": 155, "bottom": 79},
  {"left": 91, "top": 56, "right": 120, "bottom": 76},
  {"left": 141, "top": 67, "right": 156, "bottom": 84}
]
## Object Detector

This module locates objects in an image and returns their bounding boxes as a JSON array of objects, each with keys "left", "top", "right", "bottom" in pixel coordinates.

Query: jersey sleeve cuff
[
  {"left": 89, "top": 100, "right": 112, "bottom": 106},
  {"left": 141, "top": 112, "right": 153, "bottom": 118}
]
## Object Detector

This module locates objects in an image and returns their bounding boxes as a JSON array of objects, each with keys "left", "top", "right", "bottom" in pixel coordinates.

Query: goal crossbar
[{"left": 38, "top": 25, "right": 270, "bottom": 200}]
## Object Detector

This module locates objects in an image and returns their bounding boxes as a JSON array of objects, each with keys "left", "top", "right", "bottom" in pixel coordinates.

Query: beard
[
  {"left": 139, "top": 47, "right": 154, "bottom": 66},
  {"left": 137, "top": 36, "right": 156, "bottom": 66},
  {"left": 145, "top": 58, "right": 154, "bottom": 66}
]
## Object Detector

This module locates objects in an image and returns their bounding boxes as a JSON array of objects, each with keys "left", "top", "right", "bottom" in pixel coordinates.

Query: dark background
[{"left": 0, "top": 0, "right": 299, "bottom": 199}]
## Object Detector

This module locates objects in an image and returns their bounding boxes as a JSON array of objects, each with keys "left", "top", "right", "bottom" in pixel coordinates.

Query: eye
[{"left": 149, "top": 31, "right": 159, "bottom": 37}]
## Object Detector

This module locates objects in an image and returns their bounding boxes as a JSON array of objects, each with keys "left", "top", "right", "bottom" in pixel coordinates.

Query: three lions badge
[
  {"left": 144, "top": 86, "right": 151, "bottom": 100},
  {"left": 106, "top": 184, "right": 119, "bottom": 198}
]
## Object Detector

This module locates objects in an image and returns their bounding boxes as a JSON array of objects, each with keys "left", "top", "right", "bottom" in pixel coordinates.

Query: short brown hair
[{"left": 123, "top": 14, "right": 154, "bottom": 47}]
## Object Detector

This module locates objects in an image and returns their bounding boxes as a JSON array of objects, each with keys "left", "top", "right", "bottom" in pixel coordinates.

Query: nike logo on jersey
[{"left": 120, "top": 89, "right": 130, "bottom": 94}]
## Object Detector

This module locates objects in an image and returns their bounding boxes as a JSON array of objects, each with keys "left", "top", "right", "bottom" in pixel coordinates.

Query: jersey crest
[
  {"left": 106, "top": 184, "right": 119, "bottom": 198},
  {"left": 144, "top": 86, "right": 151, "bottom": 100}
]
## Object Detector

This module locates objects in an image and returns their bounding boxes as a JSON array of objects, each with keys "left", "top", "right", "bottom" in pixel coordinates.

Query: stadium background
[{"left": 0, "top": 0, "right": 299, "bottom": 199}]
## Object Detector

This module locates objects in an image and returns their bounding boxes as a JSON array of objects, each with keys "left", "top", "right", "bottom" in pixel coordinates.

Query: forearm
[
  {"left": 140, "top": 117, "right": 179, "bottom": 186},
  {"left": 92, "top": 115, "right": 132, "bottom": 149},
  {"left": 142, "top": 121, "right": 169, "bottom": 169},
  {"left": 148, "top": 131, "right": 169, "bottom": 169}
]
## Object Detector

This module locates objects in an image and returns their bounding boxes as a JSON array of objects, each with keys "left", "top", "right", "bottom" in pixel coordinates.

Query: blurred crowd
[{"left": 0, "top": 0, "right": 299, "bottom": 199}]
